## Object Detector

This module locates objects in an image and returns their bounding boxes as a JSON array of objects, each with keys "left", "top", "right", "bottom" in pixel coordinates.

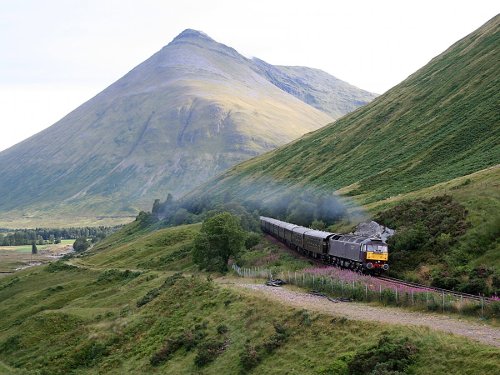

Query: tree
[
  {"left": 73, "top": 237, "right": 90, "bottom": 252},
  {"left": 192, "top": 212, "right": 245, "bottom": 273},
  {"left": 152, "top": 199, "right": 161, "bottom": 216},
  {"left": 31, "top": 242, "right": 38, "bottom": 254}
]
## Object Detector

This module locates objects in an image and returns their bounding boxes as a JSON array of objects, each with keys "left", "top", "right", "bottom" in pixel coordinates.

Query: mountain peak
[{"left": 172, "top": 29, "right": 213, "bottom": 42}]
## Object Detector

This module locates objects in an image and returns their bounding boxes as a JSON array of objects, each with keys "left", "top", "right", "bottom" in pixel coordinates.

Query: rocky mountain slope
[{"left": 0, "top": 29, "right": 375, "bottom": 227}]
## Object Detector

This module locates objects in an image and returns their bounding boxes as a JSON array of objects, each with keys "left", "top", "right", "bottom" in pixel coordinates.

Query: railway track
[
  {"left": 265, "top": 234, "right": 495, "bottom": 303},
  {"left": 377, "top": 275, "right": 494, "bottom": 303}
]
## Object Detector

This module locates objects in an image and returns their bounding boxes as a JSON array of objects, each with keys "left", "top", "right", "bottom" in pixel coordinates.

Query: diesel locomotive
[{"left": 260, "top": 216, "right": 389, "bottom": 273}]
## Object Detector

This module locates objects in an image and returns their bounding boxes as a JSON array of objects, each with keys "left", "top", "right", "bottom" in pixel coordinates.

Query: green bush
[
  {"left": 263, "top": 323, "right": 289, "bottom": 353},
  {"left": 239, "top": 341, "right": 262, "bottom": 371},
  {"left": 245, "top": 232, "right": 261, "bottom": 249},
  {"left": 136, "top": 288, "right": 160, "bottom": 307},
  {"left": 348, "top": 335, "right": 418, "bottom": 375},
  {"left": 150, "top": 338, "right": 183, "bottom": 366},
  {"left": 217, "top": 324, "right": 229, "bottom": 335},
  {"left": 96, "top": 269, "right": 141, "bottom": 283},
  {"left": 71, "top": 341, "right": 108, "bottom": 368},
  {"left": 162, "top": 272, "right": 184, "bottom": 287},
  {"left": 150, "top": 323, "right": 209, "bottom": 367},
  {"left": 194, "top": 339, "right": 225, "bottom": 367},
  {"left": 0, "top": 335, "right": 22, "bottom": 354},
  {"left": 45, "top": 261, "right": 78, "bottom": 273},
  {"left": 73, "top": 237, "right": 91, "bottom": 252}
]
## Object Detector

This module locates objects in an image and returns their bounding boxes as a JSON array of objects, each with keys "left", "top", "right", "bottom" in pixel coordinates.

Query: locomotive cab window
[{"left": 367, "top": 245, "right": 388, "bottom": 252}]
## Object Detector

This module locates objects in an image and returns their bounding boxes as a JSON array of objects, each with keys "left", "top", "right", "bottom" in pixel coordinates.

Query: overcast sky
[{"left": 0, "top": 0, "right": 498, "bottom": 152}]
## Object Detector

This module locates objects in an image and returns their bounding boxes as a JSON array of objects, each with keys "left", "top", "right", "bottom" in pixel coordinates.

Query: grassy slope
[
  {"left": 0, "top": 223, "right": 499, "bottom": 374},
  {"left": 189, "top": 16, "right": 499, "bottom": 207},
  {"left": 183, "top": 16, "right": 500, "bottom": 275},
  {"left": 366, "top": 166, "right": 500, "bottom": 270}
]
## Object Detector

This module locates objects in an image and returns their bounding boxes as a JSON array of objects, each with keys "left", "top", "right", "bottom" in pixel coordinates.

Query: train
[{"left": 260, "top": 216, "right": 389, "bottom": 274}]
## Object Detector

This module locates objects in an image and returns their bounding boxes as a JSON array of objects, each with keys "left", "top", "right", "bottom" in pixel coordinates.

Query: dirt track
[{"left": 223, "top": 281, "right": 500, "bottom": 348}]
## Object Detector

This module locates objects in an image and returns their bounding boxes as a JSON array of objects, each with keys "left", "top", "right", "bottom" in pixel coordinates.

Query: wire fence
[{"left": 232, "top": 264, "right": 498, "bottom": 318}]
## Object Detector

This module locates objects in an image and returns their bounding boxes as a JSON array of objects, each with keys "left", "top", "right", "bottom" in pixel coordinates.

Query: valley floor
[{"left": 219, "top": 279, "right": 500, "bottom": 347}]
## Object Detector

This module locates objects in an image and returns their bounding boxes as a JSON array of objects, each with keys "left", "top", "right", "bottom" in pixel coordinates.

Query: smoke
[{"left": 177, "top": 176, "right": 367, "bottom": 228}]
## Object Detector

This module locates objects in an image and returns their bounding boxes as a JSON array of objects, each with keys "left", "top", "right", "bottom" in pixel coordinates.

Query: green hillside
[
  {"left": 188, "top": 16, "right": 499, "bottom": 207},
  {"left": 179, "top": 17, "right": 500, "bottom": 286},
  {"left": 0, "top": 222, "right": 498, "bottom": 374},
  {"left": 0, "top": 29, "right": 378, "bottom": 228}
]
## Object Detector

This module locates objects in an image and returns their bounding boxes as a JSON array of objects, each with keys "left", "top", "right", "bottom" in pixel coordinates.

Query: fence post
[
  {"left": 442, "top": 292, "right": 445, "bottom": 313},
  {"left": 395, "top": 287, "right": 398, "bottom": 303},
  {"left": 481, "top": 297, "right": 484, "bottom": 317},
  {"left": 379, "top": 284, "right": 382, "bottom": 301},
  {"left": 365, "top": 284, "right": 368, "bottom": 300}
]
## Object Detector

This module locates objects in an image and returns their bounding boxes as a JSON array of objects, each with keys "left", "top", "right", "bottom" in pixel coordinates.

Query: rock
[{"left": 352, "top": 220, "right": 395, "bottom": 242}]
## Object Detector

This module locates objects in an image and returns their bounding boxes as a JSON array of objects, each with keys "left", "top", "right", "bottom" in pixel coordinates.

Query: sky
[{"left": 0, "top": 0, "right": 498, "bottom": 152}]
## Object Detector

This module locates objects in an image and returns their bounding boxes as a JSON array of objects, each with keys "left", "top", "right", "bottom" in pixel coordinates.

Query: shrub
[
  {"left": 245, "top": 232, "right": 261, "bottom": 249},
  {"left": 136, "top": 288, "right": 160, "bottom": 307},
  {"left": 150, "top": 323, "right": 209, "bottom": 367},
  {"left": 263, "top": 323, "right": 289, "bottom": 353},
  {"left": 96, "top": 269, "right": 141, "bottom": 283},
  {"left": 73, "top": 237, "right": 91, "bottom": 252},
  {"left": 348, "top": 335, "right": 418, "bottom": 375},
  {"left": 0, "top": 335, "right": 22, "bottom": 354},
  {"left": 150, "top": 338, "right": 183, "bottom": 366},
  {"left": 217, "top": 324, "right": 229, "bottom": 335},
  {"left": 239, "top": 341, "right": 261, "bottom": 371},
  {"left": 46, "top": 261, "right": 78, "bottom": 273},
  {"left": 194, "top": 339, "right": 225, "bottom": 367},
  {"left": 162, "top": 272, "right": 184, "bottom": 288},
  {"left": 72, "top": 341, "right": 108, "bottom": 368}
]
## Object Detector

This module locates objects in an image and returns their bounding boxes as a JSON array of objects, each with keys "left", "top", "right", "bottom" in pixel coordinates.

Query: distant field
[
  {"left": 0, "top": 214, "right": 134, "bottom": 229},
  {"left": 0, "top": 240, "right": 74, "bottom": 275}
]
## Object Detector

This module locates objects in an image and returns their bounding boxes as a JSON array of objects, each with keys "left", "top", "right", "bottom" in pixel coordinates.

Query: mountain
[
  {"left": 0, "top": 29, "right": 376, "bottom": 227},
  {"left": 251, "top": 58, "right": 378, "bottom": 117},
  {"left": 186, "top": 16, "right": 500, "bottom": 207}
]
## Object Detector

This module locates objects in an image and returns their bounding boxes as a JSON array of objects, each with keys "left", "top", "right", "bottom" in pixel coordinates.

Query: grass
[
  {"left": 238, "top": 237, "right": 313, "bottom": 273},
  {"left": 0, "top": 222, "right": 499, "bottom": 374},
  {"left": 81, "top": 222, "right": 200, "bottom": 271}
]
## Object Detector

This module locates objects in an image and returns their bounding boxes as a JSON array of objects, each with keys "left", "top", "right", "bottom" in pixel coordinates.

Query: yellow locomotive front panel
[{"left": 366, "top": 252, "right": 388, "bottom": 261}]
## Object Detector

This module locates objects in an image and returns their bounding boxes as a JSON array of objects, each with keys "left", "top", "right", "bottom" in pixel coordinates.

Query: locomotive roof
[
  {"left": 303, "top": 229, "right": 334, "bottom": 239},
  {"left": 260, "top": 216, "right": 281, "bottom": 225},
  {"left": 332, "top": 234, "right": 387, "bottom": 245},
  {"left": 291, "top": 226, "right": 310, "bottom": 234},
  {"left": 282, "top": 223, "right": 298, "bottom": 230}
]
